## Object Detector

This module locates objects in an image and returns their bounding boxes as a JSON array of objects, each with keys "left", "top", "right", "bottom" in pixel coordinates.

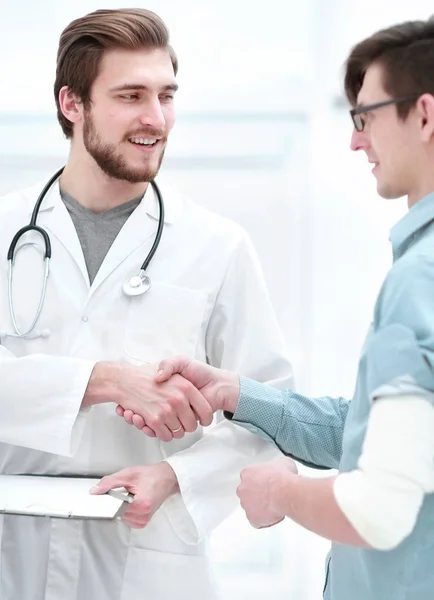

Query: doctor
[{"left": 0, "top": 8, "right": 293, "bottom": 600}]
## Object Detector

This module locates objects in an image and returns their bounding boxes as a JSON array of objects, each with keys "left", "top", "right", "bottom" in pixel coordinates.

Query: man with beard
[{"left": 0, "top": 8, "right": 293, "bottom": 600}]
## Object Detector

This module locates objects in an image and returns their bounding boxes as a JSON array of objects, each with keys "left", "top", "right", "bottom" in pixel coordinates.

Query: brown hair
[
  {"left": 344, "top": 17, "right": 434, "bottom": 119},
  {"left": 54, "top": 8, "right": 178, "bottom": 138}
]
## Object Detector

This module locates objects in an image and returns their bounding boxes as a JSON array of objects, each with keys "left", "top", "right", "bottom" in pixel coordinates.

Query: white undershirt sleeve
[{"left": 333, "top": 394, "right": 434, "bottom": 550}]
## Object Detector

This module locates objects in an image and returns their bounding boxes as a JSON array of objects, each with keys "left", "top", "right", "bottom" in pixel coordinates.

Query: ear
[
  {"left": 58, "top": 86, "right": 84, "bottom": 129},
  {"left": 416, "top": 94, "right": 434, "bottom": 142}
]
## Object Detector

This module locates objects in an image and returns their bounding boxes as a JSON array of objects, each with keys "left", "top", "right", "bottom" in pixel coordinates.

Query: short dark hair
[
  {"left": 344, "top": 17, "right": 434, "bottom": 119},
  {"left": 54, "top": 8, "right": 178, "bottom": 138}
]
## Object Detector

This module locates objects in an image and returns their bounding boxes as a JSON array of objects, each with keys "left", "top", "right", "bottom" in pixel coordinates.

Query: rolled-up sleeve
[
  {"left": 366, "top": 257, "right": 434, "bottom": 398},
  {"left": 227, "top": 377, "right": 349, "bottom": 470}
]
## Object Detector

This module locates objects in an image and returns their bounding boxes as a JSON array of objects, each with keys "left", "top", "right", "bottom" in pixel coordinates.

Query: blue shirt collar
[{"left": 390, "top": 192, "right": 434, "bottom": 260}]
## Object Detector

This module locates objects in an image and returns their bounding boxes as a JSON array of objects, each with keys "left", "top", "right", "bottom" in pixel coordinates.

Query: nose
[
  {"left": 138, "top": 97, "right": 166, "bottom": 131},
  {"left": 350, "top": 128, "right": 369, "bottom": 152}
]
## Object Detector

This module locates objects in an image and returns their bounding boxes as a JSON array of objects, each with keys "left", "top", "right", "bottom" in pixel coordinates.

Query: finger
[
  {"left": 123, "top": 410, "right": 135, "bottom": 426},
  {"left": 145, "top": 417, "right": 174, "bottom": 442},
  {"left": 132, "top": 413, "right": 146, "bottom": 429},
  {"left": 123, "top": 517, "right": 149, "bottom": 529},
  {"left": 153, "top": 423, "right": 174, "bottom": 442},
  {"left": 186, "top": 386, "right": 213, "bottom": 427},
  {"left": 236, "top": 483, "right": 245, "bottom": 501},
  {"left": 116, "top": 405, "right": 125, "bottom": 417},
  {"left": 90, "top": 469, "right": 133, "bottom": 495},
  {"left": 170, "top": 424, "right": 185, "bottom": 439},
  {"left": 123, "top": 505, "right": 151, "bottom": 528},
  {"left": 166, "top": 375, "right": 210, "bottom": 431},
  {"left": 141, "top": 425, "right": 157, "bottom": 437},
  {"left": 164, "top": 415, "right": 185, "bottom": 439},
  {"left": 175, "top": 403, "right": 198, "bottom": 433},
  {"left": 155, "top": 356, "right": 191, "bottom": 382}
]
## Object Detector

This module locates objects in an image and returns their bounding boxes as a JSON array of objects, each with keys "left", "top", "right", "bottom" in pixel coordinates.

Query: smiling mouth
[{"left": 128, "top": 137, "right": 161, "bottom": 148}]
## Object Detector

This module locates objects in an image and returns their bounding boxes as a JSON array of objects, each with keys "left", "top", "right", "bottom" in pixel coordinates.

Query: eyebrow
[{"left": 109, "top": 83, "right": 179, "bottom": 93}]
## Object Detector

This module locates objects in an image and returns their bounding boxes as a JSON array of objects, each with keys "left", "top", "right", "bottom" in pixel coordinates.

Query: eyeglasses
[{"left": 350, "top": 94, "right": 420, "bottom": 132}]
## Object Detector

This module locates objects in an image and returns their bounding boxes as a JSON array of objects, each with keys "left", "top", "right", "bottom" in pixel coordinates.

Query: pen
[{"left": 106, "top": 489, "right": 134, "bottom": 504}]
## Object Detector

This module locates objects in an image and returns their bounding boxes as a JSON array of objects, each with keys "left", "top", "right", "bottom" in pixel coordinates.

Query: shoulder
[
  {"left": 374, "top": 252, "right": 434, "bottom": 325},
  {"left": 384, "top": 252, "right": 434, "bottom": 292},
  {"left": 0, "top": 180, "right": 42, "bottom": 219},
  {"left": 158, "top": 180, "right": 250, "bottom": 245}
]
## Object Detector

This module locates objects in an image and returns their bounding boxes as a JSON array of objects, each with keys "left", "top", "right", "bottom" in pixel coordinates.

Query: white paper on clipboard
[{"left": 0, "top": 475, "right": 130, "bottom": 520}]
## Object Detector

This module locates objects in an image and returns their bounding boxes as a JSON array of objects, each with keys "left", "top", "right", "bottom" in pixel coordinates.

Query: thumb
[
  {"left": 155, "top": 356, "right": 192, "bottom": 382},
  {"left": 89, "top": 470, "right": 133, "bottom": 495}
]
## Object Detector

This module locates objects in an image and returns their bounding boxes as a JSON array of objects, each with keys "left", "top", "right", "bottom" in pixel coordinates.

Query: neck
[
  {"left": 407, "top": 161, "right": 434, "bottom": 208},
  {"left": 60, "top": 150, "right": 149, "bottom": 214},
  {"left": 408, "top": 184, "right": 434, "bottom": 208}
]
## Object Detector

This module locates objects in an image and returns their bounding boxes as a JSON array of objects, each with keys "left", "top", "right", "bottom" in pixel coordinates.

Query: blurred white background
[{"left": 0, "top": 0, "right": 433, "bottom": 598}]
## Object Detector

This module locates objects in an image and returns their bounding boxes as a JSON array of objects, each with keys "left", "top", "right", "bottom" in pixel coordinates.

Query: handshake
[{"left": 101, "top": 357, "right": 241, "bottom": 442}]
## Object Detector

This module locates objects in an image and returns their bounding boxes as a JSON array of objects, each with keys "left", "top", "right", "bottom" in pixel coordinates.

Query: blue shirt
[{"left": 227, "top": 193, "right": 434, "bottom": 600}]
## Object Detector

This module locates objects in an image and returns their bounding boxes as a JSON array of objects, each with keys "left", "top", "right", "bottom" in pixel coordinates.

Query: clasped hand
[
  {"left": 115, "top": 361, "right": 215, "bottom": 442},
  {"left": 116, "top": 357, "right": 239, "bottom": 441}
]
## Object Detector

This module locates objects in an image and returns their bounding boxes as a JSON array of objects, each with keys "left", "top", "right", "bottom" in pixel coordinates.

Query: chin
[
  {"left": 377, "top": 183, "right": 403, "bottom": 200},
  {"left": 124, "top": 160, "right": 159, "bottom": 180}
]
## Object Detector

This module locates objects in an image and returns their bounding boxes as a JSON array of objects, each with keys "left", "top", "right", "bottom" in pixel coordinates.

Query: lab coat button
[{"left": 82, "top": 316, "right": 89, "bottom": 323}]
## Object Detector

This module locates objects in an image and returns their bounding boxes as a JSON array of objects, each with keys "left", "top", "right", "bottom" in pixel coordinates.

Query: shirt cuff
[
  {"left": 372, "top": 375, "right": 434, "bottom": 403},
  {"left": 227, "top": 376, "right": 285, "bottom": 439},
  {"left": 67, "top": 361, "right": 98, "bottom": 456}
]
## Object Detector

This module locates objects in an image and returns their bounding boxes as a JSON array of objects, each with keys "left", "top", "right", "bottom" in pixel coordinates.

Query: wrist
[
  {"left": 161, "top": 461, "right": 180, "bottom": 496},
  {"left": 271, "top": 470, "right": 298, "bottom": 517},
  {"left": 82, "top": 361, "right": 128, "bottom": 407},
  {"left": 218, "top": 371, "right": 241, "bottom": 413}
]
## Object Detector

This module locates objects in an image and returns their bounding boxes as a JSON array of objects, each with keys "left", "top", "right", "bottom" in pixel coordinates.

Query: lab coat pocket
[
  {"left": 123, "top": 282, "right": 208, "bottom": 364},
  {"left": 120, "top": 546, "right": 219, "bottom": 600}
]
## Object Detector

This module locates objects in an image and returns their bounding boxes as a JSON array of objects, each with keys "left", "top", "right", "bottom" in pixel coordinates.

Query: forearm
[
  {"left": 274, "top": 473, "right": 370, "bottom": 547},
  {"left": 165, "top": 420, "right": 282, "bottom": 542},
  {"left": 82, "top": 361, "right": 129, "bottom": 407},
  {"left": 334, "top": 394, "right": 434, "bottom": 550},
  {"left": 159, "top": 460, "right": 180, "bottom": 495},
  {"left": 276, "top": 394, "right": 434, "bottom": 551},
  {"left": 228, "top": 378, "right": 350, "bottom": 469}
]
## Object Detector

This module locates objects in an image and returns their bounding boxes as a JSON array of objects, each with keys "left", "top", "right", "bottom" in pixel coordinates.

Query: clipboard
[{"left": 0, "top": 475, "right": 133, "bottom": 520}]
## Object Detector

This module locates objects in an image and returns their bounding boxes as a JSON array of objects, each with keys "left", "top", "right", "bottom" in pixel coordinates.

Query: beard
[{"left": 82, "top": 111, "right": 166, "bottom": 183}]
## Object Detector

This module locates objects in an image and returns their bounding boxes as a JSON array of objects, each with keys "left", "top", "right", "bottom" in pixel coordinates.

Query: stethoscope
[{"left": 3, "top": 166, "right": 165, "bottom": 340}]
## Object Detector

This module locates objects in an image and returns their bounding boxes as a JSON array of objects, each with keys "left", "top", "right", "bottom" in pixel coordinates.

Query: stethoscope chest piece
[{"left": 122, "top": 270, "right": 152, "bottom": 296}]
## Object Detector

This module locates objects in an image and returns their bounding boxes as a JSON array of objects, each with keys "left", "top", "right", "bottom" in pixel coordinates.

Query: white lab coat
[{"left": 0, "top": 179, "right": 294, "bottom": 600}]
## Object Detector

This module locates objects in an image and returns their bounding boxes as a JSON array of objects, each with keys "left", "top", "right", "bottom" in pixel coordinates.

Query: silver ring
[{"left": 170, "top": 425, "right": 183, "bottom": 434}]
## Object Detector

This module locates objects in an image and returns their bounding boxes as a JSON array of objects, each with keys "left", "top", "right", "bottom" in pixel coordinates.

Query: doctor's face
[{"left": 80, "top": 48, "right": 177, "bottom": 183}]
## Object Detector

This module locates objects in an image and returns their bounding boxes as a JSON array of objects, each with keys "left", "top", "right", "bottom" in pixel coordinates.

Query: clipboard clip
[{"left": 106, "top": 489, "right": 134, "bottom": 504}]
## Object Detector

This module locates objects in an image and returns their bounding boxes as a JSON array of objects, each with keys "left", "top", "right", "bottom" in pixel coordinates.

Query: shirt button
[{"left": 82, "top": 316, "right": 89, "bottom": 323}]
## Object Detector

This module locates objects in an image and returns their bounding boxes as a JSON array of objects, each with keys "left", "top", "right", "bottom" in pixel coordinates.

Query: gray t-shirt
[{"left": 60, "top": 189, "right": 142, "bottom": 283}]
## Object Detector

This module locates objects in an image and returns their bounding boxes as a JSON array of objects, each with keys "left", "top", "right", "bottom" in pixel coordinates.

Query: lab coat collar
[
  {"left": 390, "top": 192, "right": 434, "bottom": 260},
  {"left": 23, "top": 176, "right": 183, "bottom": 291},
  {"left": 28, "top": 176, "right": 178, "bottom": 225}
]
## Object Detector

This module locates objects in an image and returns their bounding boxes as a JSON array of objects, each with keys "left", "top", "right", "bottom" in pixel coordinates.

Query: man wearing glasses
[{"left": 114, "top": 15, "right": 434, "bottom": 600}]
